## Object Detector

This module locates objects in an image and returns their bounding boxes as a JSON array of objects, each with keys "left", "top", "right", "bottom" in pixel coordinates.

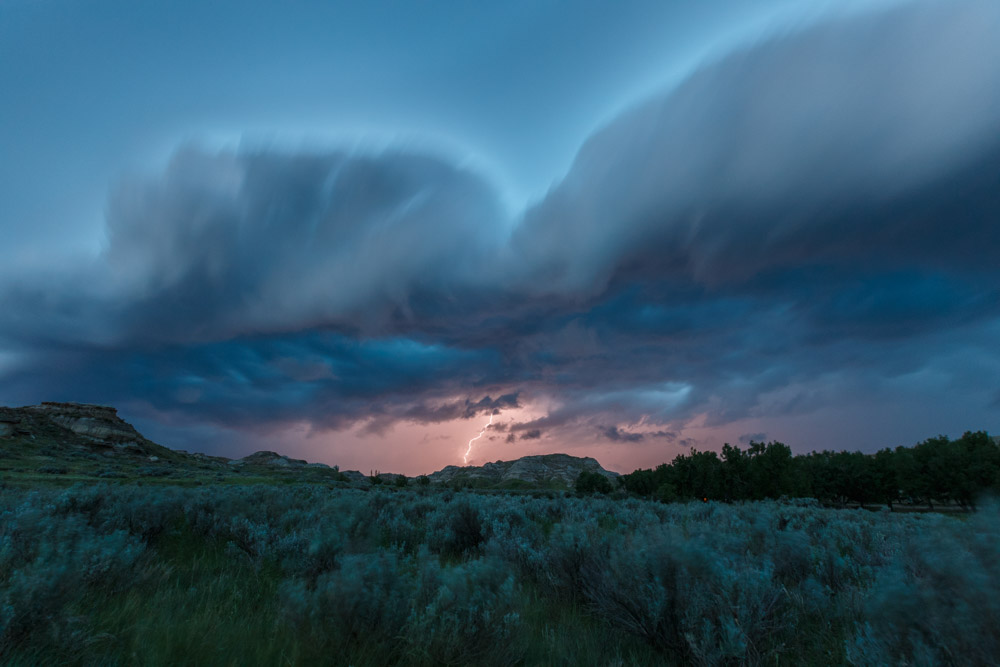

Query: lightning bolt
[{"left": 464, "top": 412, "right": 494, "bottom": 464}]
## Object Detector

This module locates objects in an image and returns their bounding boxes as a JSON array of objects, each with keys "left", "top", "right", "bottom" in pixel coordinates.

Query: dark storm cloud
[
  {"left": 0, "top": 331, "right": 511, "bottom": 435},
  {"left": 511, "top": 0, "right": 1000, "bottom": 298},
  {"left": 520, "top": 430, "right": 542, "bottom": 441},
  {"left": 104, "top": 147, "right": 505, "bottom": 343},
  {"left": 400, "top": 393, "right": 520, "bottom": 423},
  {"left": 2, "top": 0, "right": 1000, "bottom": 447},
  {"left": 600, "top": 426, "right": 645, "bottom": 443}
]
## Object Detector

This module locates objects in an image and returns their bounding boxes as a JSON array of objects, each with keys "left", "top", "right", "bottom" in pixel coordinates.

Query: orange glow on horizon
[{"left": 231, "top": 403, "right": 802, "bottom": 477}]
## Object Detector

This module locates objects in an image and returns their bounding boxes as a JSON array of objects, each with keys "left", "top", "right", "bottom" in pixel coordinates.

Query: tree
[
  {"left": 950, "top": 431, "right": 1000, "bottom": 510},
  {"left": 746, "top": 441, "right": 795, "bottom": 500},
  {"left": 654, "top": 482, "right": 678, "bottom": 503},
  {"left": 620, "top": 430, "right": 1000, "bottom": 510},
  {"left": 871, "top": 448, "right": 898, "bottom": 510},
  {"left": 621, "top": 468, "right": 657, "bottom": 496},
  {"left": 909, "top": 437, "right": 949, "bottom": 508},
  {"left": 575, "top": 470, "right": 613, "bottom": 494},
  {"left": 720, "top": 443, "right": 750, "bottom": 501}
]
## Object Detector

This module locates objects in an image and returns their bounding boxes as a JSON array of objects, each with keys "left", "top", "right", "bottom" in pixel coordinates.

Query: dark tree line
[{"left": 620, "top": 431, "right": 1000, "bottom": 509}]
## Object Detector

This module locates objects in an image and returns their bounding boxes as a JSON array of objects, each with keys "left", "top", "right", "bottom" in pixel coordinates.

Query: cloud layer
[{"left": 2, "top": 0, "right": 999, "bottom": 460}]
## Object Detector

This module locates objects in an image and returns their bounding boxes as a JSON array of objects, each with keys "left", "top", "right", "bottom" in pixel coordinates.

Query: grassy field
[{"left": 2, "top": 480, "right": 998, "bottom": 666}]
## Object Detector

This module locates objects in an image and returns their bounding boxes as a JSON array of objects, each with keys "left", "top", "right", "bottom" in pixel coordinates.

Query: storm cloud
[
  {"left": 513, "top": 0, "right": 1000, "bottom": 296},
  {"left": 2, "top": 0, "right": 999, "bottom": 457}
]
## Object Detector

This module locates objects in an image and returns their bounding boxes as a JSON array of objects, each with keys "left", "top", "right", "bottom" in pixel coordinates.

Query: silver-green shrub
[{"left": 2, "top": 483, "right": 997, "bottom": 665}]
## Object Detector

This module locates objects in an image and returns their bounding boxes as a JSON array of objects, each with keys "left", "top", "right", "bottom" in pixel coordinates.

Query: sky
[{"left": 1, "top": 0, "right": 999, "bottom": 475}]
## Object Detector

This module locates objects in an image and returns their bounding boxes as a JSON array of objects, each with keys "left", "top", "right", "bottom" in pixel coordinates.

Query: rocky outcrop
[
  {"left": 2, "top": 402, "right": 144, "bottom": 446},
  {"left": 428, "top": 453, "right": 618, "bottom": 487},
  {"left": 25, "top": 402, "right": 142, "bottom": 443},
  {"left": 0, "top": 401, "right": 180, "bottom": 462},
  {"left": 231, "top": 450, "right": 309, "bottom": 467}
]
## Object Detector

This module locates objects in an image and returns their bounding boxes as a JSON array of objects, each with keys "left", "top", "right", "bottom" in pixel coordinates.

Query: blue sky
[
  {"left": 1, "top": 0, "right": 883, "bottom": 261},
  {"left": 1, "top": 0, "right": 998, "bottom": 473}
]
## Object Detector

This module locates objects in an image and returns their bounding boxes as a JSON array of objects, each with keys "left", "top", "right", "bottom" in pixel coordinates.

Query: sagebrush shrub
[
  {"left": 427, "top": 496, "right": 485, "bottom": 558},
  {"left": 2, "top": 483, "right": 997, "bottom": 665},
  {"left": 847, "top": 504, "right": 1000, "bottom": 666}
]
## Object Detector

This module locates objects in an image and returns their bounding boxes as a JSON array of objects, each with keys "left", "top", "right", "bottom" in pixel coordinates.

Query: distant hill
[
  {"left": 429, "top": 454, "right": 618, "bottom": 489},
  {"left": 0, "top": 402, "right": 617, "bottom": 489}
]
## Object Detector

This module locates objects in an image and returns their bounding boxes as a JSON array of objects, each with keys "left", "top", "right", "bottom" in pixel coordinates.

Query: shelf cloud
[{"left": 2, "top": 0, "right": 999, "bottom": 463}]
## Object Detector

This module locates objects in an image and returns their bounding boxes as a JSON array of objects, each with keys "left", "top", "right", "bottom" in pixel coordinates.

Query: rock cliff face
[
  {"left": 0, "top": 402, "right": 166, "bottom": 455},
  {"left": 26, "top": 402, "right": 142, "bottom": 442},
  {"left": 428, "top": 453, "right": 618, "bottom": 487}
]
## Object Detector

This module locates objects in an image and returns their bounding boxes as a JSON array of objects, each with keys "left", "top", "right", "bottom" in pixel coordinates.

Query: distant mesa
[
  {"left": 338, "top": 470, "right": 370, "bottom": 484},
  {"left": 429, "top": 453, "right": 618, "bottom": 488},
  {"left": 229, "top": 450, "right": 311, "bottom": 467},
  {"left": 227, "top": 450, "right": 337, "bottom": 470}
]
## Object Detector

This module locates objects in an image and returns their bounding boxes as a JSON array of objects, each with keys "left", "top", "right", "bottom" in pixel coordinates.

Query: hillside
[
  {"left": 0, "top": 402, "right": 616, "bottom": 489},
  {"left": 0, "top": 402, "right": 340, "bottom": 485},
  {"left": 0, "top": 402, "right": 179, "bottom": 459},
  {"left": 0, "top": 402, "right": 212, "bottom": 478}
]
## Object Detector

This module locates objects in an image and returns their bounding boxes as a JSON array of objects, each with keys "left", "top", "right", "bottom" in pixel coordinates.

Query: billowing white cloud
[{"left": 512, "top": 0, "right": 1000, "bottom": 294}]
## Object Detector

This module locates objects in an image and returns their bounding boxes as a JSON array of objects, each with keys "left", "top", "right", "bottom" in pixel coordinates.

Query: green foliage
[
  {"left": 653, "top": 482, "right": 677, "bottom": 503},
  {"left": 427, "top": 497, "right": 485, "bottom": 558},
  {"left": 621, "top": 432, "right": 1000, "bottom": 509},
  {"left": 394, "top": 475, "right": 408, "bottom": 488},
  {"left": 574, "top": 470, "right": 613, "bottom": 494}
]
